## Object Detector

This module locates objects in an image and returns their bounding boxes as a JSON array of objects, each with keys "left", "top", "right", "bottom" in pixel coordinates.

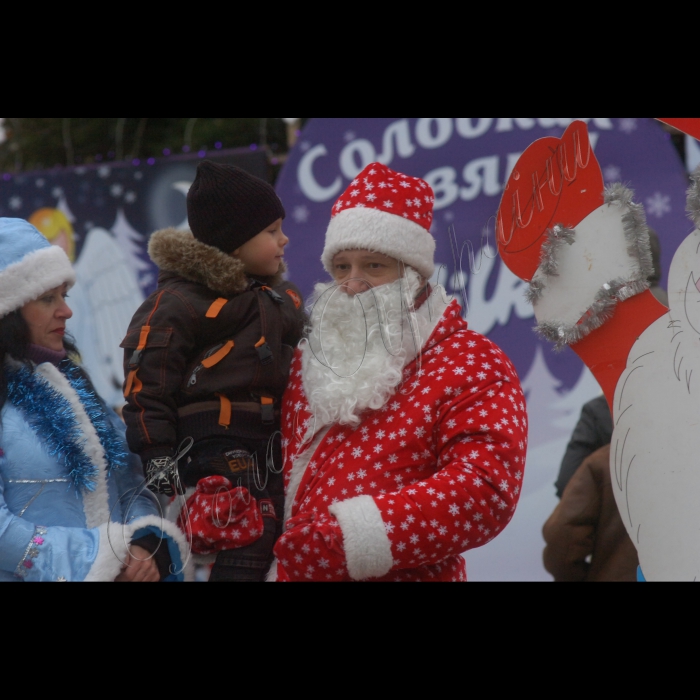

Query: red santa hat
[{"left": 321, "top": 162, "right": 436, "bottom": 279}]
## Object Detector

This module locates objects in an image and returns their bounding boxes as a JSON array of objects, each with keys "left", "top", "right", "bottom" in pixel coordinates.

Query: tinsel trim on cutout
[
  {"left": 536, "top": 277, "right": 650, "bottom": 350},
  {"left": 604, "top": 183, "right": 654, "bottom": 282},
  {"left": 531, "top": 183, "right": 654, "bottom": 350},
  {"left": 525, "top": 224, "right": 575, "bottom": 304},
  {"left": 687, "top": 165, "right": 700, "bottom": 230},
  {"left": 5, "top": 361, "right": 126, "bottom": 491}
]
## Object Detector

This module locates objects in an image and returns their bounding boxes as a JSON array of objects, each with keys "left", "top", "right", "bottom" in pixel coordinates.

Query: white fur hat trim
[
  {"left": 0, "top": 245, "right": 76, "bottom": 319},
  {"left": 322, "top": 207, "right": 436, "bottom": 280}
]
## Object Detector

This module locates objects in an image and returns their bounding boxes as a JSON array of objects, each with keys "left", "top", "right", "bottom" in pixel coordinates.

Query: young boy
[{"left": 121, "top": 160, "right": 305, "bottom": 581}]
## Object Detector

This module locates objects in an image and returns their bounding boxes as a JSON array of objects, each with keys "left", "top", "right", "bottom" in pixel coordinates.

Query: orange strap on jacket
[
  {"left": 124, "top": 292, "right": 164, "bottom": 399},
  {"left": 206, "top": 298, "right": 228, "bottom": 318},
  {"left": 254, "top": 336, "right": 266, "bottom": 348},
  {"left": 124, "top": 325, "right": 152, "bottom": 398},
  {"left": 201, "top": 340, "right": 234, "bottom": 368},
  {"left": 216, "top": 393, "right": 231, "bottom": 428}
]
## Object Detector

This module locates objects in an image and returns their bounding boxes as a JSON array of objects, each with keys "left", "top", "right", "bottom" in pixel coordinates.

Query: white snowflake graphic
[
  {"left": 344, "top": 131, "right": 356, "bottom": 142},
  {"left": 110, "top": 183, "right": 124, "bottom": 197},
  {"left": 443, "top": 210, "right": 455, "bottom": 222},
  {"left": 124, "top": 191, "right": 137, "bottom": 204},
  {"left": 299, "top": 141, "right": 311, "bottom": 152},
  {"left": 52, "top": 187, "right": 63, "bottom": 198},
  {"left": 293, "top": 205, "right": 310, "bottom": 223},
  {"left": 97, "top": 165, "right": 111, "bottom": 178},
  {"left": 603, "top": 165, "right": 621, "bottom": 182},
  {"left": 646, "top": 192, "right": 671, "bottom": 218},
  {"left": 619, "top": 118, "right": 637, "bottom": 135},
  {"left": 35, "top": 178, "right": 45, "bottom": 188},
  {"left": 9, "top": 195, "right": 22, "bottom": 210}
]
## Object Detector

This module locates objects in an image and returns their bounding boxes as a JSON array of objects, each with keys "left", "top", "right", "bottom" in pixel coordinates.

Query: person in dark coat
[
  {"left": 543, "top": 445, "right": 638, "bottom": 581},
  {"left": 543, "top": 228, "right": 667, "bottom": 581},
  {"left": 121, "top": 161, "right": 306, "bottom": 581}
]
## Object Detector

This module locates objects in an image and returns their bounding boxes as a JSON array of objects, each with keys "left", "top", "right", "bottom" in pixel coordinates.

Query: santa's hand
[{"left": 273, "top": 513, "right": 348, "bottom": 582}]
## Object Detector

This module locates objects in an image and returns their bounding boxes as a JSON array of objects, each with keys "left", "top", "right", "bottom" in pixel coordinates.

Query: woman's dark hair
[{"left": 0, "top": 310, "right": 78, "bottom": 412}]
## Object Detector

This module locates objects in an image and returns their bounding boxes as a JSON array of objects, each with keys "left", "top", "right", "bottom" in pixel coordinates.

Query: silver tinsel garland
[
  {"left": 687, "top": 165, "right": 700, "bottom": 230},
  {"left": 604, "top": 183, "right": 654, "bottom": 283},
  {"left": 525, "top": 225, "right": 576, "bottom": 305},
  {"left": 530, "top": 183, "right": 654, "bottom": 350}
]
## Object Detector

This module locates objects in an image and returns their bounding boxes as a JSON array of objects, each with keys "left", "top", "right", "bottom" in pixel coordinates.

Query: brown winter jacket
[
  {"left": 120, "top": 228, "right": 306, "bottom": 463},
  {"left": 542, "top": 444, "right": 639, "bottom": 582}
]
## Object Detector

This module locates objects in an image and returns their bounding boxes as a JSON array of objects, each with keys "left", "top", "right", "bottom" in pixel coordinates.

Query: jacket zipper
[{"left": 187, "top": 343, "right": 225, "bottom": 387}]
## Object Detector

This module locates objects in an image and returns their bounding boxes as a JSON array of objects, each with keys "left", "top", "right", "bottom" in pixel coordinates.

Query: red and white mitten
[
  {"left": 177, "top": 476, "right": 264, "bottom": 555},
  {"left": 273, "top": 513, "right": 348, "bottom": 582}
]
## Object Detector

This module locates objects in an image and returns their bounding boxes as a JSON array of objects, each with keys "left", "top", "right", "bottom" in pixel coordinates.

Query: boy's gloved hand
[
  {"left": 273, "top": 513, "right": 348, "bottom": 582},
  {"left": 177, "top": 475, "right": 264, "bottom": 555},
  {"left": 144, "top": 455, "right": 183, "bottom": 496}
]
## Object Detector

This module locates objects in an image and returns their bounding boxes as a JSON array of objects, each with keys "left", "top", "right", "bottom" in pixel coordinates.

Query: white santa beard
[{"left": 301, "top": 268, "right": 430, "bottom": 430}]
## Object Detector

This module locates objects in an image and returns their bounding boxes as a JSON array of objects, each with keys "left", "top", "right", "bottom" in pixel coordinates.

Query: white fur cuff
[
  {"left": 329, "top": 495, "right": 394, "bottom": 581},
  {"left": 322, "top": 208, "right": 435, "bottom": 280},
  {"left": 0, "top": 245, "right": 75, "bottom": 318},
  {"left": 127, "top": 514, "right": 195, "bottom": 581},
  {"left": 83, "top": 517, "right": 194, "bottom": 582},
  {"left": 84, "top": 522, "right": 130, "bottom": 582}
]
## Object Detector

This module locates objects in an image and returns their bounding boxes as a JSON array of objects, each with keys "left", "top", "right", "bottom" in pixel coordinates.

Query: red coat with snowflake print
[{"left": 274, "top": 299, "right": 528, "bottom": 582}]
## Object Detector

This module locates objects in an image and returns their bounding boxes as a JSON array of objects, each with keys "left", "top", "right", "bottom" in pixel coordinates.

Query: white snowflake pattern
[
  {"left": 292, "top": 205, "right": 310, "bottom": 223},
  {"left": 645, "top": 192, "right": 671, "bottom": 218},
  {"left": 279, "top": 304, "right": 527, "bottom": 582},
  {"left": 603, "top": 165, "right": 621, "bottom": 182},
  {"left": 618, "top": 118, "right": 637, "bottom": 135}
]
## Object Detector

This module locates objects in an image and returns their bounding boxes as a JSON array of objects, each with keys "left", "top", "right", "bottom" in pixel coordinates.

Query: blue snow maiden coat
[{"left": 0, "top": 358, "right": 193, "bottom": 582}]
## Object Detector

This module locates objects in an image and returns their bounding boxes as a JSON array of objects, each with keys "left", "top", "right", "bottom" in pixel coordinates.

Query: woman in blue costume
[{"left": 0, "top": 218, "right": 192, "bottom": 581}]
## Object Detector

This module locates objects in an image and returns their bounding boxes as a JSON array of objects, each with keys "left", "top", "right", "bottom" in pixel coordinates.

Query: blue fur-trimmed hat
[{"left": 0, "top": 218, "right": 76, "bottom": 319}]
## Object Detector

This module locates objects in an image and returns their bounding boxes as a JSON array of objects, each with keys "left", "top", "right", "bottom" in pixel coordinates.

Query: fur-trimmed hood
[{"left": 148, "top": 228, "right": 284, "bottom": 296}]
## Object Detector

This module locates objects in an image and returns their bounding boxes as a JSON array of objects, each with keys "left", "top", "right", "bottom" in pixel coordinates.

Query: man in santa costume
[{"left": 271, "top": 162, "right": 528, "bottom": 582}]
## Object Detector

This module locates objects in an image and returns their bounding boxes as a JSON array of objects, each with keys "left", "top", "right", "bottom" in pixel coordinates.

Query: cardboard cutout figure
[{"left": 497, "top": 119, "right": 700, "bottom": 580}]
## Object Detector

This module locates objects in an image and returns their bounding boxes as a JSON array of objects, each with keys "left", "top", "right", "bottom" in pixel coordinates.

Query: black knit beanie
[{"left": 186, "top": 160, "right": 285, "bottom": 254}]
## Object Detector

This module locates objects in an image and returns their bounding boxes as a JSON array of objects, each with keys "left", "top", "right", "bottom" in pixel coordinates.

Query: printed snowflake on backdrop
[
  {"left": 9, "top": 196, "right": 22, "bottom": 210},
  {"left": 603, "top": 165, "right": 621, "bottom": 182},
  {"left": 299, "top": 141, "right": 311, "bottom": 152},
  {"left": 646, "top": 192, "right": 672, "bottom": 218},
  {"left": 52, "top": 187, "right": 63, "bottom": 198},
  {"left": 619, "top": 118, "right": 638, "bottom": 135},
  {"left": 124, "top": 191, "right": 137, "bottom": 204},
  {"left": 293, "top": 205, "right": 310, "bottom": 223},
  {"left": 344, "top": 131, "right": 357, "bottom": 142},
  {"left": 133, "top": 171, "right": 143, "bottom": 180},
  {"left": 97, "top": 165, "right": 111, "bottom": 178},
  {"left": 35, "top": 178, "right": 45, "bottom": 188},
  {"left": 444, "top": 210, "right": 455, "bottom": 222},
  {"left": 110, "top": 183, "right": 124, "bottom": 197}
]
